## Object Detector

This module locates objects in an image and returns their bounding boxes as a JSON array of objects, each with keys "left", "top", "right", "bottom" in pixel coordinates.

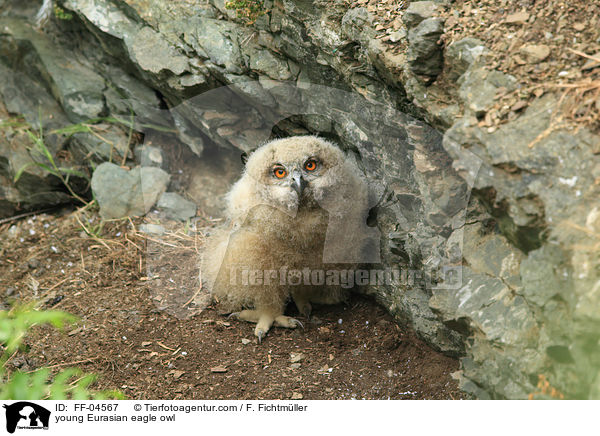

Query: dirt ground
[{"left": 0, "top": 209, "right": 464, "bottom": 400}]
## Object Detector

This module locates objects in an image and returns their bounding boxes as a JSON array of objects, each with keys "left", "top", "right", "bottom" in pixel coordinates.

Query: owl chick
[{"left": 201, "top": 136, "right": 376, "bottom": 342}]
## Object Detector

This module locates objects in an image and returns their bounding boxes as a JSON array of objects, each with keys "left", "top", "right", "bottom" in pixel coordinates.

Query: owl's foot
[
  {"left": 255, "top": 314, "right": 276, "bottom": 344},
  {"left": 228, "top": 310, "right": 259, "bottom": 322},
  {"left": 274, "top": 315, "right": 304, "bottom": 329},
  {"left": 227, "top": 310, "right": 300, "bottom": 343}
]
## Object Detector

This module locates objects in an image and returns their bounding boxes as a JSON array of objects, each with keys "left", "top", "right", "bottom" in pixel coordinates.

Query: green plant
[
  {"left": 53, "top": 5, "right": 73, "bottom": 20},
  {"left": 14, "top": 123, "right": 89, "bottom": 205},
  {"left": 73, "top": 202, "right": 106, "bottom": 239},
  {"left": 0, "top": 304, "right": 123, "bottom": 399},
  {"left": 225, "top": 0, "right": 266, "bottom": 24}
]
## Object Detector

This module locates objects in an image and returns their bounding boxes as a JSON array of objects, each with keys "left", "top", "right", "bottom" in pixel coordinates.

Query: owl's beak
[{"left": 291, "top": 170, "right": 307, "bottom": 196}]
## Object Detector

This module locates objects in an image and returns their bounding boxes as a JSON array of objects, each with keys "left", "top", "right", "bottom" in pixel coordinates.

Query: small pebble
[
  {"left": 27, "top": 258, "right": 40, "bottom": 269},
  {"left": 7, "top": 225, "right": 18, "bottom": 238},
  {"left": 290, "top": 352, "right": 305, "bottom": 363}
]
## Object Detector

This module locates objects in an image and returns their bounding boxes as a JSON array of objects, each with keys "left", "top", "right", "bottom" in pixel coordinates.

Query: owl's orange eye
[
  {"left": 304, "top": 159, "right": 317, "bottom": 171},
  {"left": 273, "top": 167, "right": 287, "bottom": 178}
]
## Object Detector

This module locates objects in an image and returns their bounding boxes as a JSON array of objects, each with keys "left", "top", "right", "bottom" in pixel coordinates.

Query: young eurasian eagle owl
[{"left": 201, "top": 136, "right": 376, "bottom": 342}]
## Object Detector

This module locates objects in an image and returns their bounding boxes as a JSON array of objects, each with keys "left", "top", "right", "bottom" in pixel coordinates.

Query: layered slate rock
[{"left": 1, "top": 0, "right": 598, "bottom": 399}]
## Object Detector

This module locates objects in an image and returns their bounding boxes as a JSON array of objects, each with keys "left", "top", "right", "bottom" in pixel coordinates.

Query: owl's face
[{"left": 244, "top": 136, "right": 346, "bottom": 211}]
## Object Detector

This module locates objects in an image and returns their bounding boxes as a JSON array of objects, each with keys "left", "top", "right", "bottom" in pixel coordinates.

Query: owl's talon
[
  {"left": 256, "top": 330, "right": 265, "bottom": 344},
  {"left": 274, "top": 315, "right": 304, "bottom": 329},
  {"left": 228, "top": 312, "right": 241, "bottom": 320}
]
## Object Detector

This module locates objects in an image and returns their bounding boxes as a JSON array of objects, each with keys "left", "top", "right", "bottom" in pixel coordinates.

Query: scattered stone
[
  {"left": 458, "top": 67, "right": 517, "bottom": 116},
  {"left": 407, "top": 17, "right": 445, "bottom": 78},
  {"left": 241, "top": 338, "right": 251, "bottom": 345},
  {"left": 156, "top": 192, "right": 197, "bottom": 222},
  {"left": 290, "top": 352, "right": 305, "bottom": 363},
  {"left": 7, "top": 226, "right": 19, "bottom": 239},
  {"left": 403, "top": 1, "right": 439, "bottom": 29},
  {"left": 27, "top": 258, "right": 40, "bottom": 269},
  {"left": 511, "top": 100, "right": 528, "bottom": 112},
  {"left": 505, "top": 11, "right": 529, "bottom": 24},
  {"left": 445, "top": 37, "right": 488, "bottom": 81},
  {"left": 291, "top": 392, "right": 303, "bottom": 400},
  {"left": 134, "top": 145, "right": 169, "bottom": 170},
  {"left": 170, "top": 370, "right": 185, "bottom": 379},
  {"left": 138, "top": 224, "right": 166, "bottom": 236},
  {"left": 389, "top": 29, "right": 407, "bottom": 43},
  {"left": 5, "top": 287, "right": 15, "bottom": 297},
  {"left": 519, "top": 44, "right": 550, "bottom": 63},
  {"left": 289, "top": 363, "right": 301, "bottom": 369}
]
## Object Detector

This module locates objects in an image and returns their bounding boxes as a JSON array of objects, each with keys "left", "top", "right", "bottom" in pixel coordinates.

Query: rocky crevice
[{"left": 0, "top": 0, "right": 599, "bottom": 398}]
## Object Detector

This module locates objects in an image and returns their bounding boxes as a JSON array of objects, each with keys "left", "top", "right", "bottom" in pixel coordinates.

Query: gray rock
[
  {"left": 247, "top": 47, "right": 293, "bottom": 80},
  {"left": 2, "top": 0, "right": 598, "bottom": 401},
  {"left": 520, "top": 245, "right": 572, "bottom": 307},
  {"left": 458, "top": 67, "right": 517, "bottom": 116},
  {"left": 407, "top": 17, "right": 445, "bottom": 78},
  {"left": 0, "top": 18, "right": 106, "bottom": 122},
  {"left": 403, "top": 1, "right": 439, "bottom": 29},
  {"left": 389, "top": 29, "right": 407, "bottom": 43},
  {"left": 445, "top": 37, "right": 488, "bottom": 81},
  {"left": 91, "top": 163, "right": 170, "bottom": 219},
  {"left": 0, "top": 63, "right": 68, "bottom": 133},
  {"left": 129, "top": 27, "right": 190, "bottom": 76},
  {"left": 184, "top": 18, "right": 246, "bottom": 74},
  {"left": 156, "top": 192, "right": 197, "bottom": 221},
  {"left": 69, "top": 128, "right": 132, "bottom": 163},
  {"left": 102, "top": 64, "right": 171, "bottom": 130},
  {"left": 341, "top": 8, "right": 373, "bottom": 41}
]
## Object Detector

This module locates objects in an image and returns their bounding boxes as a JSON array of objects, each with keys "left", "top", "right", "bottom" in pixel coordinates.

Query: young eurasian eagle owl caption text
[{"left": 201, "top": 136, "right": 377, "bottom": 342}]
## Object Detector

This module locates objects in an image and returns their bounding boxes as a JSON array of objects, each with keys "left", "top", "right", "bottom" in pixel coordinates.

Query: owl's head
[{"left": 242, "top": 136, "right": 347, "bottom": 211}]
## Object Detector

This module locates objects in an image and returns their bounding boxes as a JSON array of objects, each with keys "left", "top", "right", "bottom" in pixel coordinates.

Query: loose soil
[
  {"left": 359, "top": 0, "right": 600, "bottom": 132},
  {"left": 0, "top": 210, "right": 463, "bottom": 400}
]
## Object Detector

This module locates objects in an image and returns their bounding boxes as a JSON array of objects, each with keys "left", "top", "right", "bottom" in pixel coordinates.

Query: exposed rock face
[{"left": 0, "top": 0, "right": 598, "bottom": 399}]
